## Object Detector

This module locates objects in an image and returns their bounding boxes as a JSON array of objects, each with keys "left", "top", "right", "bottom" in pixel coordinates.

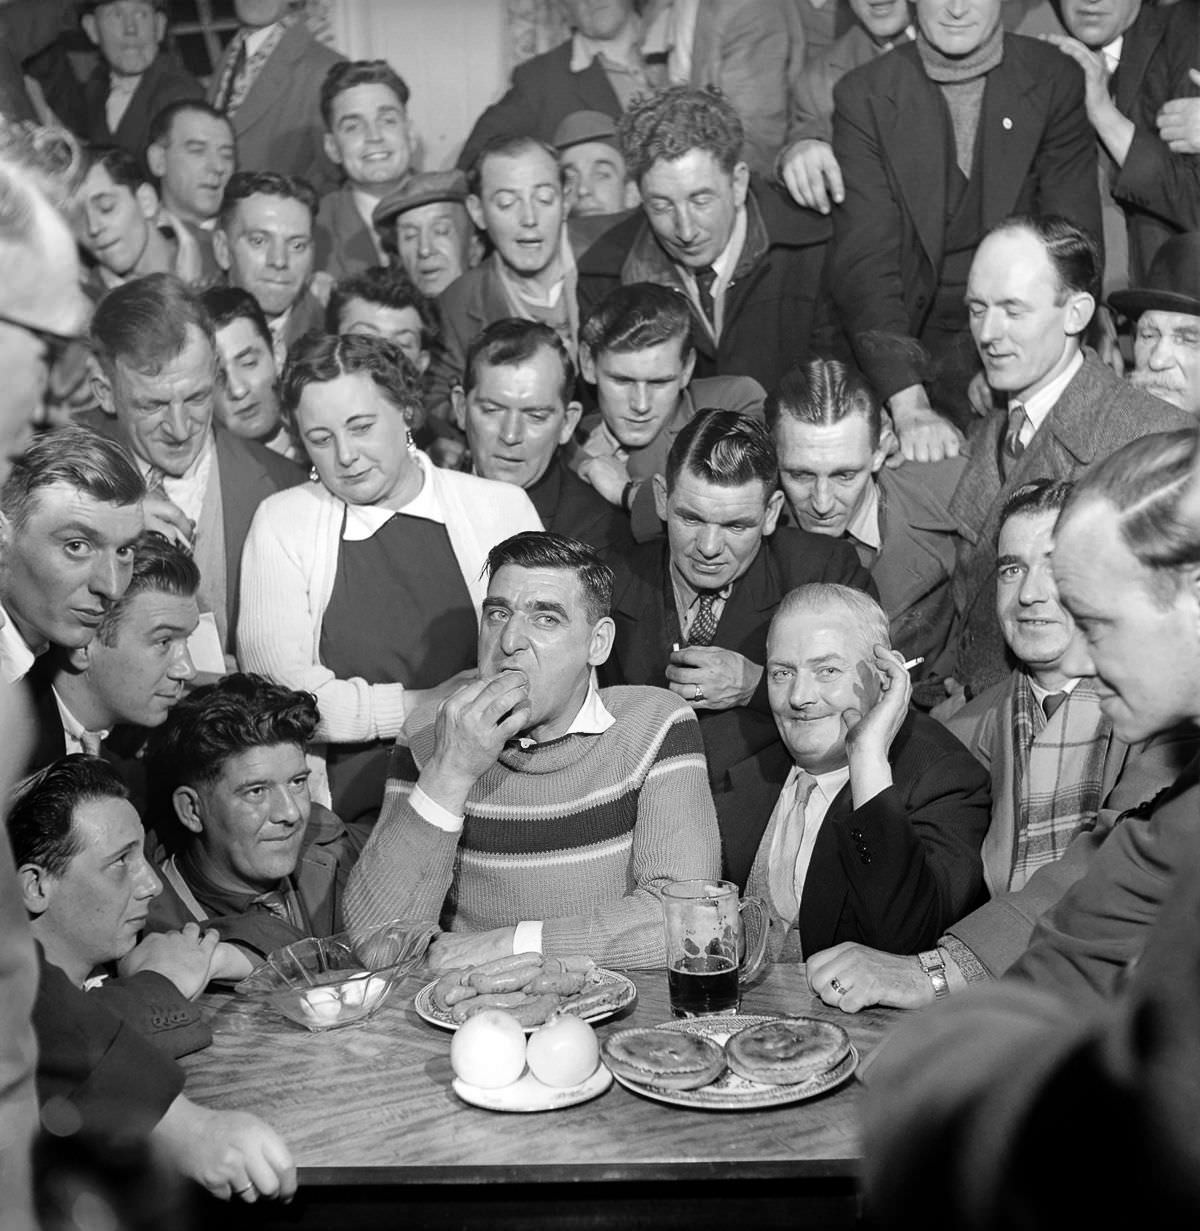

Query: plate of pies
[{"left": 601, "top": 1015, "right": 857, "bottom": 1111}]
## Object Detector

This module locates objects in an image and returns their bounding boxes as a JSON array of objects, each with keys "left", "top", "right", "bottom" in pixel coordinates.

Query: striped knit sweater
[{"left": 346, "top": 685, "right": 720, "bottom": 968}]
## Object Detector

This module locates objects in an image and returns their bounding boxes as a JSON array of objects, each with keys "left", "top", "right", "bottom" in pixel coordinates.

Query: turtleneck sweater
[
  {"left": 345, "top": 685, "right": 721, "bottom": 968},
  {"left": 917, "top": 22, "right": 1004, "bottom": 176}
]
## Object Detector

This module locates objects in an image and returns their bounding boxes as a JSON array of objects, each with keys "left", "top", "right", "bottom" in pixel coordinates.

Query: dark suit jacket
[
  {"left": 81, "top": 52, "right": 203, "bottom": 160},
  {"left": 282, "top": 288, "right": 328, "bottom": 356},
  {"left": 525, "top": 452, "right": 633, "bottom": 553},
  {"left": 948, "top": 353, "right": 1193, "bottom": 695},
  {"left": 729, "top": 711, "right": 991, "bottom": 954},
  {"left": 73, "top": 412, "right": 304, "bottom": 644},
  {"left": 828, "top": 35, "right": 1101, "bottom": 401},
  {"left": 1109, "top": 1, "right": 1200, "bottom": 281},
  {"left": 600, "top": 528, "right": 874, "bottom": 785},
  {"left": 577, "top": 179, "right": 831, "bottom": 395},
  {"left": 314, "top": 184, "right": 381, "bottom": 280},
  {"left": 457, "top": 39, "right": 621, "bottom": 172},
  {"left": 208, "top": 21, "right": 344, "bottom": 194},
  {"left": 33, "top": 951, "right": 194, "bottom": 1146}
]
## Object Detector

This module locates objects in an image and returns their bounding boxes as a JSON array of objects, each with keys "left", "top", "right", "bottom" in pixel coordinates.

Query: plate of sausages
[{"left": 413, "top": 952, "right": 637, "bottom": 1031}]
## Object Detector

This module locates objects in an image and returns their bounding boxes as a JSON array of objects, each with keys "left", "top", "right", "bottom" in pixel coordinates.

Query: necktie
[
  {"left": 79, "top": 730, "right": 104, "bottom": 757},
  {"left": 687, "top": 592, "right": 720, "bottom": 647},
  {"left": 1042, "top": 691, "right": 1068, "bottom": 722},
  {"left": 768, "top": 770, "right": 816, "bottom": 923},
  {"left": 216, "top": 33, "right": 249, "bottom": 113},
  {"left": 1003, "top": 403, "right": 1028, "bottom": 461},
  {"left": 694, "top": 266, "right": 718, "bottom": 331}
]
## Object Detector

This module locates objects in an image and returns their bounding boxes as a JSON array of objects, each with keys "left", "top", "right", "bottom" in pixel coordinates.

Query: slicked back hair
[
  {"left": 467, "top": 134, "right": 563, "bottom": 199},
  {"left": 463, "top": 318, "right": 575, "bottom": 407},
  {"left": 320, "top": 60, "right": 410, "bottom": 129},
  {"left": 90, "top": 271, "right": 215, "bottom": 380},
  {"left": 96, "top": 531, "right": 200, "bottom": 647},
  {"left": 202, "top": 284, "right": 273, "bottom": 351},
  {"left": 1, "top": 425, "right": 144, "bottom": 532},
  {"left": 8, "top": 755, "right": 130, "bottom": 876},
  {"left": 486, "top": 531, "right": 613, "bottom": 624},
  {"left": 146, "top": 672, "right": 319, "bottom": 793},
  {"left": 325, "top": 264, "right": 440, "bottom": 347},
  {"left": 1059, "top": 429, "right": 1200, "bottom": 607},
  {"left": 665, "top": 408, "right": 777, "bottom": 495},
  {"left": 986, "top": 214, "right": 1102, "bottom": 303},
  {"left": 281, "top": 329, "right": 424, "bottom": 432},
  {"left": 619, "top": 85, "right": 744, "bottom": 184},
  {"left": 767, "top": 358, "right": 883, "bottom": 448},
  {"left": 999, "top": 477, "right": 1075, "bottom": 533},
  {"left": 147, "top": 98, "right": 233, "bottom": 151},
  {"left": 218, "top": 170, "right": 317, "bottom": 229},
  {"left": 579, "top": 282, "right": 693, "bottom": 363},
  {"left": 81, "top": 144, "right": 150, "bottom": 192},
  {"left": 773, "top": 582, "right": 891, "bottom": 655}
]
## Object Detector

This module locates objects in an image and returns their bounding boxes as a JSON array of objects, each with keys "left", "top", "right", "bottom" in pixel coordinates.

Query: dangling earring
[
  {"left": 309, "top": 464, "right": 319, "bottom": 483},
  {"left": 405, "top": 425, "right": 416, "bottom": 453}
]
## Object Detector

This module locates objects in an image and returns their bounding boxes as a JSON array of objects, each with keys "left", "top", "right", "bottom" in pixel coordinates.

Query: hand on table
[
  {"left": 117, "top": 922, "right": 220, "bottom": 999},
  {"left": 805, "top": 942, "right": 935, "bottom": 1014},
  {"left": 1157, "top": 74, "right": 1200, "bottom": 153},
  {"left": 666, "top": 645, "right": 762, "bottom": 710},
  {"left": 427, "top": 926, "right": 519, "bottom": 973},
  {"left": 155, "top": 1095, "right": 296, "bottom": 1203},
  {"left": 778, "top": 139, "right": 845, "bottom": 214}
]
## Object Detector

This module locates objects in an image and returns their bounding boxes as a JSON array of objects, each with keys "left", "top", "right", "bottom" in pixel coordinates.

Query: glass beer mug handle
[{"left": 738, "top": 896, "right": 769, "bottom": 984}]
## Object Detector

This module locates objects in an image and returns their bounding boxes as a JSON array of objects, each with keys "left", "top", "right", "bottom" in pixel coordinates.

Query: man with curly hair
[{"left": 577, "top": 85, "right": 830, "bottom": 396}]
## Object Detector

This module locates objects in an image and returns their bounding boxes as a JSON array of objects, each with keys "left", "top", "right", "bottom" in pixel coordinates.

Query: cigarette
[
  {"left": 901, "top": 656, "right": 925, "bottom": 671},
  {"left": 672, "top": 642, "right": 681, "bottom": 653}
]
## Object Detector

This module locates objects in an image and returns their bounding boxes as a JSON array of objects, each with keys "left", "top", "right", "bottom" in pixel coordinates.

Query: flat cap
[
  {"left": 553, "top": 110, "right": 620, "bottom": 153},
  {"left": 373, "top": 170, "right": 469, "bottom": 231}
]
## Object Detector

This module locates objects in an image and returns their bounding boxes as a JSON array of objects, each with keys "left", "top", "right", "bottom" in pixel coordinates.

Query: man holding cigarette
[{"left": 730, "top": 583, "right": 990, "bottom": 957}]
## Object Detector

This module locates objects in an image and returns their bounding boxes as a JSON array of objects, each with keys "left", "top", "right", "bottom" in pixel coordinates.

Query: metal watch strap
[{"left": 918, "top": 949, "right": 950, "bottom": 999}]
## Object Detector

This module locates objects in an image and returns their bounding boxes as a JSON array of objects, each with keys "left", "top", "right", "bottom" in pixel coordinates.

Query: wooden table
[{"left": 184, "top": 965, "right": 901, "bottom": 1230}]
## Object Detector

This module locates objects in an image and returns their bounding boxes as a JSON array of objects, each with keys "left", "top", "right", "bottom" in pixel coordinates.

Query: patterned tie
[
  {"left": 1003, "top": 403, "right": 1028, "bottom": 461},
  {"left": 1042, "top": 691, "right": 1068, "bottom": 722},
  {"left": 215, "top": 32, "right": 249, "bottom": 113},
  {"left": 694, "top": 266, "right": 718, "bottom": 331},
  {"left": 687, "top": 593, "right": 720, "bottom": 647},
  {"left": 768, "top": 770, "right": 817, "bottom": 923}
]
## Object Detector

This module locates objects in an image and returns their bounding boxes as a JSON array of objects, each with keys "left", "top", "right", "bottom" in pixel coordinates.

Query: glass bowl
[{"left": 235, "top": 918, "right": 436, "bottom": 1031}]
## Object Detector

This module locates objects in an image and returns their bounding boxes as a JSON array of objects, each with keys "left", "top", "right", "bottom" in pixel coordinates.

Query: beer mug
[{"left": 661, "top": 880, "right": 769, "bottom": 1017}]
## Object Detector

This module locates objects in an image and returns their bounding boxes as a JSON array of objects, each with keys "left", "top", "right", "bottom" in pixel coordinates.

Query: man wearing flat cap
[
  {"left": 1110, "top": 231, "right": 1200, "bottom": 418},
  {"left": 553, "top": 109, "right": 638, "bottom": 221},
  {"left": 373, "top": 169, "right": 481, "bottom": 300}
]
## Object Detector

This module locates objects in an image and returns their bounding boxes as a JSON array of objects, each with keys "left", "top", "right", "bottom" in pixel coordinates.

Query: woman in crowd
[{"left": 238, "top": 331, "right": 540, "bottom": 826}]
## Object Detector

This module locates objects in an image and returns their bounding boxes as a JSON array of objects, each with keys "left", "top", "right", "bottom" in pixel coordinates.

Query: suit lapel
[
  {"left": 231, "top": 22, "right": 305, "bottom": 137},
  {"left": 979, "top": 53, "right": 1047, "bottom": 230},
  {"left": 1111, "top": 9, "right": 1162, "bottom": 116},
  {"left": 879, "top": 55, "right": 947, "bottom": 271}
]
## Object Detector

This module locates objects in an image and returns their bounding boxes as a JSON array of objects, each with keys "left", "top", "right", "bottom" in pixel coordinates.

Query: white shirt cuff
[
  {"left": 409, "top": 784, "right": 464, "bottom": 833},
  {"left": 512, "top": 920, "right": 544, "bottom": 954}
]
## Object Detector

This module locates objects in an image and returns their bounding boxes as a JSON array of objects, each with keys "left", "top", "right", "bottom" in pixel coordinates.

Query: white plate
[
  {"left": 414, "top": 967, "right": 637, "bottom": 1032},
  {"left": 453, "top": 1063, "right": 613, "bottom": 1112},
  {"left": 608, "top": 1015, "right": 858, "bottom": 1111}
]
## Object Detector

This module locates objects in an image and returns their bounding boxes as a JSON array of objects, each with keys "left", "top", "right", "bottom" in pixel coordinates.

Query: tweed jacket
[
  {"left": 208, "top": 21, "right": 344, "bottom": 193},
  {"left": 314, "top": 184, "right": 383, "bottom": 280},
  {"left": 948, "top": 353, "right": 1192, "bottom": 694}
]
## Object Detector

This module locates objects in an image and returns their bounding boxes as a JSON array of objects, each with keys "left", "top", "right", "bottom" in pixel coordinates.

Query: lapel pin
[{"left": 1002, "top": 117, "right": 1013, "bottom": 130}]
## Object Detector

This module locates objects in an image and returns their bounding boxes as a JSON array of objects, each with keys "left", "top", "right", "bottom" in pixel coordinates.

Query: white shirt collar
[
  {"left": 0, "top": 601, "right": 37, "bottom": 684},
  {"left": 1016, "top": 348, "right": 1084, "bottom": 441},
  {"left": 52, "top": 687, "right": 110, "bottom": 753},
  {"left": 341, "top": 449, "right": 446, "bottom": 541},
  {"left": 844, "top": 480, "right": 882, "bottom": 552},
  {"left": 516, "top": 677, "right": 614, "bottom": 747},
  {"left": 139, "top": 431, "right": 215, "bottom": 526},
  {"left": 569, "top": 25, "right": 643, "bottom": 75},
  {"left": 1102, "top": 35, "right": 1123, "bottom": 74},
  {"left": 1027, "top": 675, "right": 1081, "bottom": 706}
]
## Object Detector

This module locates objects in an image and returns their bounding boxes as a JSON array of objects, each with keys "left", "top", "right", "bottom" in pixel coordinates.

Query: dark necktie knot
[
  {"left": 1042, "top": 691, "right": 1068, "bottom": 721},
  {"left": 694, "top": 266, "right": 718, "bottom": 328}
]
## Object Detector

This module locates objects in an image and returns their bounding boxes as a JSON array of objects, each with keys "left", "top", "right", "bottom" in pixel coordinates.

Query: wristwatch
[{"left": 918, "top": 949, "right": 950, "bottom": 999}]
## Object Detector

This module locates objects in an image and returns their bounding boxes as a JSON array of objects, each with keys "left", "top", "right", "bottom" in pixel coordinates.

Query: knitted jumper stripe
[{"left": 346, "top": 685, "right": 721, "bottom": 967}]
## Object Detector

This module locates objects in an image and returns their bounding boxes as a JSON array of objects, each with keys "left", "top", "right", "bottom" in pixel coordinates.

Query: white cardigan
[{"left": 238, "top": 451, "right": 541, "bottom": 747}]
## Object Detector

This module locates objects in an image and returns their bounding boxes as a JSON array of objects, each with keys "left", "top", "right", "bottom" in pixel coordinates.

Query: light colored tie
[
  {"left": 1003, "top": 403, "right": 1028, "bottom": 460},
  {"left": 768, "top": 770, "right": 816, "bottom": 924},
  {"left": 79, "top": 730, "right": 104, "bottom": 757}
]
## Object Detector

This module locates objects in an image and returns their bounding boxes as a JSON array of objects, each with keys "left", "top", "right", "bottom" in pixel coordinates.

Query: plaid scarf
[{"left": 1008, "top": 673, "right": 1111, "bottom": 890}]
